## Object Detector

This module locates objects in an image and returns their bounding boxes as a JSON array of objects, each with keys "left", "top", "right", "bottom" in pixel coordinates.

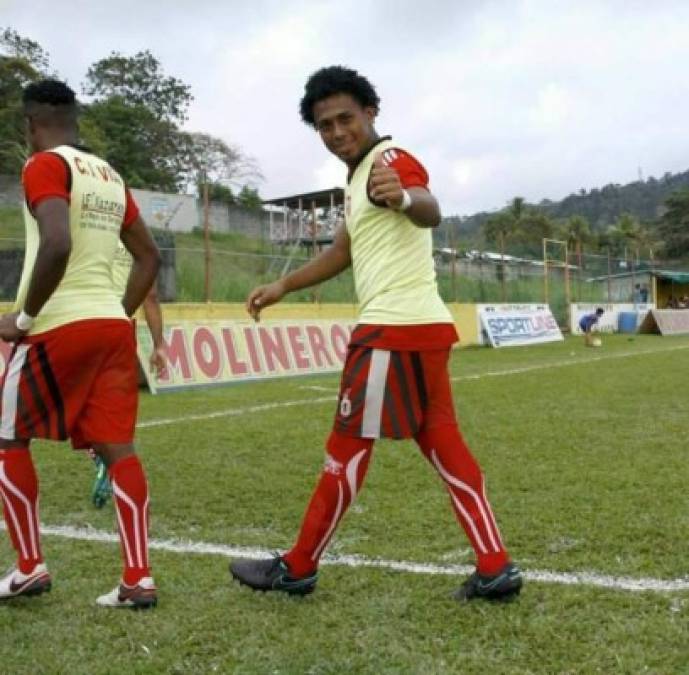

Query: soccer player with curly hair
[{"left": 231, "top": 66, "right": 523, "bottom": 602}]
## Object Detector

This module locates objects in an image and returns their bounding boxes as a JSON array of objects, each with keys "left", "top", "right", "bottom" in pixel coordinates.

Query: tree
[
  {"left": 82, "top": 52, "right": 195, "bottom": 191},
  {"left": 83, "top": 96, "right": 188, "bottom": 191},
  {"left": 516, "top": 209, "right": 555, "bottom": 251},
  {"left": 237, "top": 185, "right": 263, "bottom": 210},
  {"left": 561, "top": 215, "right": 591, "bottom": 250},
  {"left": 658, "top": 190, "right": 689, "bottom": 258},
  {"left": 83, "top": 50, "right": 192, "bottom": 123},
  {"left": 0, "top": 28, "right": 50, "bottom": 74},
  {"left": 483, "top": 211, "right": 516, "bottom": 256},
  {"left": 0, "top": 28, "right": 51, "bottom": 174},
  {"left": 203, "top": 182, "right": 235, "bottom": 205},
  {"left": 183, "top": 132, "right": 263, "bottom": 192}
]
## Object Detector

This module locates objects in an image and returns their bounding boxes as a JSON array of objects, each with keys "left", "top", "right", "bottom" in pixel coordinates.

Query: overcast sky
[{"left": 3, "top": 0, "right": 688, "bottom": 215}]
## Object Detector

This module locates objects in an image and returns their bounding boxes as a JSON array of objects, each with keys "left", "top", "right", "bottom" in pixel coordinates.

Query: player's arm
[
  {"left": 120, "top": 216, "right": 161, "bottom": 317},
  {"left": 0, "top": 152, "right": 73, "bottom": 342},
  {"left": 368, "top": 151, "right": 441, "bottom": 228},
  {"left": 246, "top": 224, "right": 351, "bottom": 320},
  {"left": 142, "top": 283, "right": 167, "bottom": 377}
]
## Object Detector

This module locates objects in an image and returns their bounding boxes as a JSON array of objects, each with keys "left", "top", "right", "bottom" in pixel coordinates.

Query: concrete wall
[
  {"left": 206, "top": 203, "right": 270, "bottom": 239},
  {"left": 589, "top": 272, "right": 653, "bottom": 303},
  {"left": 1, "top": 177, "right": 269, "bottom": 240}
]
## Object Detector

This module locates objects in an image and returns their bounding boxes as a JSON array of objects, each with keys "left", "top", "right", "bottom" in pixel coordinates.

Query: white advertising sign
[{"left": 478, "top": 304, "right": 563, "bottom": 348}]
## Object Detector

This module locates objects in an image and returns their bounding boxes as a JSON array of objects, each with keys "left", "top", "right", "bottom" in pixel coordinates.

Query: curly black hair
[
  {"left": 300, "top": 66, "right": 380, "bottom": 127},
  {"left": 23, "top": 79, "right": 76, "bottom": 107}
]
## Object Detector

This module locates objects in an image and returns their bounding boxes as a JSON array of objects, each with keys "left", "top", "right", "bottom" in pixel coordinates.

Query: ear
[
  {"left": 25, "top": 114, "right": 37, "bottom": 136},
  {"left": 363, "top": 106, "right": 377, "bottom": 124}
]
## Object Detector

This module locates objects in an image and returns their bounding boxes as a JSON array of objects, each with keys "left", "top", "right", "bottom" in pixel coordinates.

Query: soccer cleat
[
  {"left": 96, "top": 577, "right": 158, "bottom": 609},
  {"left": 454, "top": 562, "right": 523, "bottom": 602},
  {"left": 0, "top": 563, "right": 52, "bottom": 600},
  {"left": 91, "top": 456, "right": 112, "bottom": 508},
  {"left": 230, "top": 556, "right": 318, "bottom": 596}
]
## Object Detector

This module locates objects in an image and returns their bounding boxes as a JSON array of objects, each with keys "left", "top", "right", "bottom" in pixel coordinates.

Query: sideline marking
[
  {"left": 137, "top": 343, "right": 689, "bottom": 429},
  {"left": 15, "top": 523, "right": 689, "bottom": 594}
]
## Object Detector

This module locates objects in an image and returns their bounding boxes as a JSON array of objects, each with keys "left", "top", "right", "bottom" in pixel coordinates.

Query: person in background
[{"left": 579, "top": 307, "right": 605, "bottom": 346}]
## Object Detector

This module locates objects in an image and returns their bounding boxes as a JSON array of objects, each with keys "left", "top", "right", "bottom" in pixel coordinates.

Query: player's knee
[{"left": 92, "top": 443, "right": 136, "bottom": 467}]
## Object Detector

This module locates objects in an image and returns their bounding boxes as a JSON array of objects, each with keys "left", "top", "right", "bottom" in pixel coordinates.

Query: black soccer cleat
[
  {"left": 454, "top": 562, "right": 523, "bottom": 602},
  {"left": 229, "top": 555, "right": 318, "bottom": 596}
]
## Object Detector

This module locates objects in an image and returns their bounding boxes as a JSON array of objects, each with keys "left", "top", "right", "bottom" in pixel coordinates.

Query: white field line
[
  {"left": 138, "top": 396, "right": 336, "bottom": 429},
  {"left": 137, "top": 342, "right": 689, "bottom": 430},
  {"left": 10, "top": 523, "right": 689, "bottom": 594},
  {"left": 452, "top": 343, "right": 689, "bottom": 382}
]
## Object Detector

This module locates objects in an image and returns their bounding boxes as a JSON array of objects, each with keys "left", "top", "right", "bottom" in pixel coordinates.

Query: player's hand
[
  {"left": 246, "top": 280, "right": 286, "bottom": 321},
  {"left": 149, "top": 345, "right": 168, "bottom": 379},
  {"left": 368, "top": 154, "right": 404, "bottom": 209},
  {"left": 0, "top": 312, "right": 26, "bottom": 343}
]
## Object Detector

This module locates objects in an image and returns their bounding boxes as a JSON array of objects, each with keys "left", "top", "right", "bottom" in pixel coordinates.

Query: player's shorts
[
  {"left": 333, "top": 346, "right": 456, "bottom": 439},
  {"left": 0, "top": 319, "right": 137, "bottom": 449}
]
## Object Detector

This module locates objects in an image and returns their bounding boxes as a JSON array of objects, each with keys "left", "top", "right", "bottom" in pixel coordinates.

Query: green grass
[
  {"left": 0, "top": 206, "right": 24, "bottom": 249},
  {"left": 2, "top": 334, "right": 689, "bottom": 673}
]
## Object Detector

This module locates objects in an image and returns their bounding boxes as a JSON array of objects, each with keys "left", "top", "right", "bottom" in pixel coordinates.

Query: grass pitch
[{"left": 1, "top": 335, "right": 688, "bottom": 673}]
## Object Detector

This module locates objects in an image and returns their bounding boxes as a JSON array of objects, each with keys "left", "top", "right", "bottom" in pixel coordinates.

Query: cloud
[{"left": 3, "top": 0, "right": 689, "bottom": 216}]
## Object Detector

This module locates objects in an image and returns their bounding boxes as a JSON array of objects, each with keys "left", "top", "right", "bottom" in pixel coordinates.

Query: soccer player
[
  {"left": 230, "top": 66, "right": 523, "bottom": 602},
  {"left": 579, "top": 307, "right": 604, "bottom": 346},
  {"left": 0, "top": 80, "right": 160, "bottom": 609},
  {"left": 89, "top": 243, "right": 167, "bottom": 509}
]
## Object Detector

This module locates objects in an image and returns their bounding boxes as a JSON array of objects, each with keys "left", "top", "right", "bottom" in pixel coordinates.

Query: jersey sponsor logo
[
  {"left": 339, "top": 389, "right": 352, "bottom": 418},
  {"left": 381, "top": 149, "right": 399, "bottom": 165},
  {"left": 323, "top": 454, "right": 343, "bottom": 476}
]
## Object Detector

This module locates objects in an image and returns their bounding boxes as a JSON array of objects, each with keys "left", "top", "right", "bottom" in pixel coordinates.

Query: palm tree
[{"left": 483, "top": 211, "right": 517, "bottom": 302}]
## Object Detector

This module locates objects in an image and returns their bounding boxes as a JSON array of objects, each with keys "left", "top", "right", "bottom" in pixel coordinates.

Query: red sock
[
  {"left": 109, "top": 455, "right": 151, "bottom": 585},
  {"left": 0, "top": 448, "right": 43, "bottom": 574},
  {"left": 283, "top": 432, "right": 373, "bottom": 577},
  {"left": 416, "top": 425, "right": 510, "bottom": 576}
]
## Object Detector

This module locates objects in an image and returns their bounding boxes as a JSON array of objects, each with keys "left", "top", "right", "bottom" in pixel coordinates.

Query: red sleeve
[
  {"left": 380, "top": 148, "right": 429, "bottom": 189},
  {"left": 21, "top": 152, "right": 70, "bottom": 209},
  {"left": 122, "top": 188, "right": 140, "bottom": 229}
]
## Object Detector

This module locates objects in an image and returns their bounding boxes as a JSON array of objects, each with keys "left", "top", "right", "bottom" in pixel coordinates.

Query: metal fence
[{"left": 1, "top": 234, "right": 686, "bottom": 329}]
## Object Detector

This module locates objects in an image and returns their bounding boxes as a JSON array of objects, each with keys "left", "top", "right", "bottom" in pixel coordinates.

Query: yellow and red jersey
[
  {"left": 17, "top": 145, "right": 139, "bottom": 336},
  {"left": 344, "top": 137, "right": 457, "bottom": 350}
]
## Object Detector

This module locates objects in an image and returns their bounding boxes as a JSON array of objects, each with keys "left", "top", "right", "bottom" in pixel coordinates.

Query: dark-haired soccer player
[
  {"left": 230, "top": 66, "right": 523, "bottom": 602},
  {"left": 0, "top": 79, "right": 160, "bottom": 609}
]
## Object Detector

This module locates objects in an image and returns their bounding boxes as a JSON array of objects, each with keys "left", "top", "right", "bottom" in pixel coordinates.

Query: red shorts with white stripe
[
  {"left": 0, "top": 319, "right": 138, "bottom": 449},
  {"left": 333, "top": 345, "right": 457, "bottom": 439}
]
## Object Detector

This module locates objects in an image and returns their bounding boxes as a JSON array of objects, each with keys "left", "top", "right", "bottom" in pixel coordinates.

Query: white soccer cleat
[
  {"left": 96, "top": 576, "right": 157, "bottom": 609},
  {"left": 0, "top": 563, "right": 52, "bottom": 600}
]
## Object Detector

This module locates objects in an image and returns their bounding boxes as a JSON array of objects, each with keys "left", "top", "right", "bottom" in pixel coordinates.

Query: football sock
[
  {"left": 0, "top": 448, "right": 43, "bottom": 574},
  {"left": 416, "top": 425, "right": 509, "bottom": 575},
  {"left": 109, "top": 455, "right": 151, "bottom": 585},
  {"left": 283, "top": 431, "right": 373, "bottom": 577}
]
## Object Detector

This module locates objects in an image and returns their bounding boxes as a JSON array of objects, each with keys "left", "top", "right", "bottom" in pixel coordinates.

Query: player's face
[{"left": 312, "top": 94, "right": 377, "bottom": 165}]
